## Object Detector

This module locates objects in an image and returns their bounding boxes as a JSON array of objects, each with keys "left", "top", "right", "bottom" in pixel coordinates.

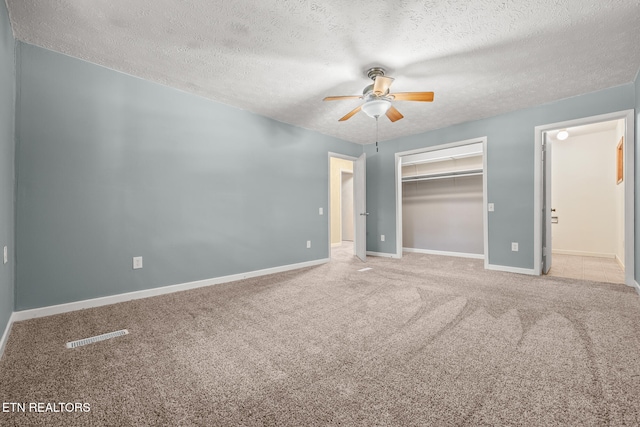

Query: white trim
[
  {"left": 395, "top": 154, "right": 403, "bottom": 257},
  {"left": 552, "top": 249, "right": 616, "bottom": 258},
  {"left": 366, "top": 251, "right": 401, "bottom": 259},
  {"left": 481, "top": 138, "right": 489, "bottom": 269},
  {"left": 394, "top": 138, "right": 486, "bottom": 158},
  {"left": 486, "top": 264, "right": 537, "bottom": 276},
  {"left": 403, "top": 247, "right": 484, "bottom": 259},
  {"left": 11, "top": 258, "right": 329, "bottom": 322},
  {"left": 0, "top": 312, "right": 17, "bottom": 360},
  {"left": 331, "top": 242, "right": 342, "bottom": 247},
  {"left": 533, "top": 110, "right": 634, "bottom": 287},
  {"left": 395, "top": 137, "right": 489, "bottom": 266},
  {"left": 616, "top": 255, "right": 624, "bottom": 269},
  {"left": 400, "top": 143, "right": 484, "bottom": 165}
]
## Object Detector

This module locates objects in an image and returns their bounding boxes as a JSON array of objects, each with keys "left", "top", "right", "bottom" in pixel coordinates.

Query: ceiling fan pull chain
[{"left": 376, "top": 116, "right": 379, "bottom": 152}]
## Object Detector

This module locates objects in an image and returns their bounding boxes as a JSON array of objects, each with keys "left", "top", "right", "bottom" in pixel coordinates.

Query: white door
[
  {"left": 354, "top": 153, "right": 367, "bottom": 262},
  {"left": 542, "top": 134, "right": 552, "bottom": 274},
  {"left": 341, "top": 172, "right": 354, "bottom": 241}
]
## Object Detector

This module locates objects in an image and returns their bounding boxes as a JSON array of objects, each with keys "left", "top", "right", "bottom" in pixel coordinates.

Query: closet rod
[{"left": 402, "top": 171, "right": 483, "bottom": 183}]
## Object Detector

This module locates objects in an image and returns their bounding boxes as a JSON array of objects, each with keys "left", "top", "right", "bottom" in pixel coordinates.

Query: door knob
[{"left": 360, "top": 212, "right": 369, "bottom": 216}]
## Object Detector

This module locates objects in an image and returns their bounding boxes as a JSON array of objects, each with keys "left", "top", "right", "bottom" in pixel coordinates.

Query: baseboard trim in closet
[
  {"left": 403, "top": 247, "right": 484, "bottom": 260},
  {"left": 366, "top": 251, "right": 401, "bottom": 259}
]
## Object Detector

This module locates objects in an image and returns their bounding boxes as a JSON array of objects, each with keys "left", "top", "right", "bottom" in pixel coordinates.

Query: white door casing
[
  {"left": 355, "top": 153, "right": 367, "bottom": 262},
  {"left": 542, "top": 133, "right": 552, "bottom": 274}
]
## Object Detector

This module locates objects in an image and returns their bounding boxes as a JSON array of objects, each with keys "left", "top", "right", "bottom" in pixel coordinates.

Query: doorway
[
  {"left": 545, "top": 120, "right": 625, "bottom": 283},
  {"left": 328, "top": 153, "right": 367, "bottom": 261},
  {"left": 534, "top": 110, "right": 635, "bottom": 286}
]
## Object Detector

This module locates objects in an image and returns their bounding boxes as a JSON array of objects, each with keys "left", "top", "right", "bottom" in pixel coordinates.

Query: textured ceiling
[{"left": 5, "top": 0, "right": 640, "bottom": 144}]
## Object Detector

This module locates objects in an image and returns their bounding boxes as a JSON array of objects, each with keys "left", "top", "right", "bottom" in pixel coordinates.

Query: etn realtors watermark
[{"left": 3, "top": 402, "right": 91, "bottom": 413}]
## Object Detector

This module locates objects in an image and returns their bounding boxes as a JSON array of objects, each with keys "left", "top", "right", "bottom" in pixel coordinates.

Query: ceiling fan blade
[
  {"left": 338, "top": 105, "right": 362, "bottom": 121},
  {"left": 386, "top": 106, "right": 404, "bottom": 122},
  {"left": 323, "top": 95, "right": 362, "bottom": 101},
  {"left": 391, "top": 92, "right": 434, "bottom": 102},
  {"left": 373, "top": 76, "right": 394, "bottom": 95}
]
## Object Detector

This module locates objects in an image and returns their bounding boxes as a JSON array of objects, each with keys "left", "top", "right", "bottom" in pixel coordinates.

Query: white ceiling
[{"left": 5, "top": 0, "right": 640, "bottom": 144}]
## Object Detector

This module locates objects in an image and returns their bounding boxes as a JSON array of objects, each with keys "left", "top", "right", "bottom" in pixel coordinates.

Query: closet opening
[{"left": 394, "top": 137, "right": 488, "bottom": 263}]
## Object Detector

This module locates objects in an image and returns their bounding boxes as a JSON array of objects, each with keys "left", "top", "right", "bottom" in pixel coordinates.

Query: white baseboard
[
  {"left": 552, "top": 249, "right": 615, "bottom": 258},
  {"left": 366, "top": 251, "right": 401, "bottom": 259},
  {"left": 485, "top": 263, "right": 537, "bottom": 276},
  {"left": 0, "top": 312, "right": 17, "bottom": 361},
  {"left": 616, "top": 255, "right": 625, "bottom": 269},
  {"left": 331, "top": 242, "right": 342, "bottom": 247},
  {"left": 403, "top": 247, "right": 484, "bottom": 260},
  {"left": 11, "top": 258, "right": 329, "bottom": 323}
]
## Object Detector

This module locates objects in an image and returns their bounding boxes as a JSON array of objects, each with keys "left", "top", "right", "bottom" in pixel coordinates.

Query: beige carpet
[{"left": 1, "top": 245, "right": 640, "bottom": 426}]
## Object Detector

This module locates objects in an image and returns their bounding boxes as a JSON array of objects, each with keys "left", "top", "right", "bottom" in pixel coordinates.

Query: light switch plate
[
  {"left": 3, "top": 246, "right": 7, "bottom": 264},
  {"left": 319, "top": 207, "right": 323, "bottom": 215},
  {"left": 488, "top": 203, "right": 494, "bottom": 212},
  {"left": 511, "top": 242, "right": 519, "bottom": 252}
]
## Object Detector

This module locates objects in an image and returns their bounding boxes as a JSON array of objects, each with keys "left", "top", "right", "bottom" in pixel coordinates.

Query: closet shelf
[{"left": 402, "top": 168, "right": 483, "bottom": 183}]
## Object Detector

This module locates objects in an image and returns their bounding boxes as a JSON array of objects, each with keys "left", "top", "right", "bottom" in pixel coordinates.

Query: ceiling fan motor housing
[{"left": 366, "top": 67, "right": 386, "bottom": 80}]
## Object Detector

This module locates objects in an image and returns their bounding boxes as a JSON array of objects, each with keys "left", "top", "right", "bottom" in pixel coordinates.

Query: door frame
[
  {"left": 533, "top": 109, "right": 635, "bottom": 286},
  {"left": 394, "top": 136, "right": 489, "bottom": 265},
  {"left": 328, "top": 152, "right": 360, "bottom": 258},
  {"left": 541, "top": 132, "right": 552, "bottom": 274}
]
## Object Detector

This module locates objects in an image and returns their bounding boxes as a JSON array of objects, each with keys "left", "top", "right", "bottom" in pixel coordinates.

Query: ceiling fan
[{"left": 323, "top": 67, "right": 434, "bottom": 122}]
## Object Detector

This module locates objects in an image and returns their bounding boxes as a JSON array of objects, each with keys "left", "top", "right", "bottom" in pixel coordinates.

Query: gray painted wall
[
  {"left": 365, "top": 84, "right": 635, "bottom": 270},
  {"left": 0, "top": 2, "right": 15, "bottom": 336},
  {"left": 8, "top": 37, "right": 640, "bottom": 311},
  {"left": 15, "top": 43, "right": 361, "bottom": 310}
]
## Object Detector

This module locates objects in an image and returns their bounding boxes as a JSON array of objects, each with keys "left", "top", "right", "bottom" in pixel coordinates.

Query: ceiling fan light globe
[{"left": 361, "top": 99, "right": 391, "bottom": 118}]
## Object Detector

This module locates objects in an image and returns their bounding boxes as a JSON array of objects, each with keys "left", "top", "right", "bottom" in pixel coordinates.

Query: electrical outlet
[
  {"left": 511, "top": 242, "right": 519, "bottom": 252},
  {"left": 3, "top": 246, "right": 7, "bottom": 264},
  {"left": 381, "top": 235, "right": 385, "bottom": 242},
  {"left": 319, "top": 207, "right": 323, "bottom": 215},
  {"left": 306, "top": 240, "right": 311, "bottom": 249},
  {"left": 488, "top": 203, "right": 494, "bottom": 212},
  {"left": 133, "top": 256, "right": 143, "bottom": 269}
]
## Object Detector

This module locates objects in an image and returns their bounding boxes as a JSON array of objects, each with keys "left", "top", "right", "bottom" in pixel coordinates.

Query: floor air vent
[{"left": 66, "top": 329, "right": 129, "bottom": 349}]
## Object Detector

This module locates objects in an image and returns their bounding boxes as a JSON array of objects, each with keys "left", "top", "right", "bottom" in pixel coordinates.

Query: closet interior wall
[{"left": 402, "top": 154, "right": 484, "bottom": 256}]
